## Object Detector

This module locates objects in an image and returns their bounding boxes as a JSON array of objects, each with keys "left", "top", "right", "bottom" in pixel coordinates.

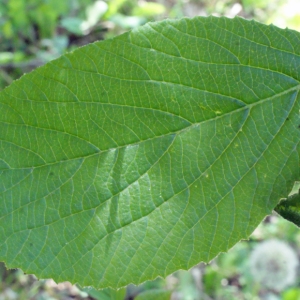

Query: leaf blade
[{"left": 0, "top": 16, "right": 299, "bottom": 288}]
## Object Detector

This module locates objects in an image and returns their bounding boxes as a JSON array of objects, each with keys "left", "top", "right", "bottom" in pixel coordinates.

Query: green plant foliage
[
  {"left": 82, "top": 286, "right": 126, "bottom": 300},
  {"left": 275, "top": 182, "right": 300, "bottom": 226},
  {"left": 283, "top": 288, "right": 300, "bottom": 300},
  {"left": 134, "top": 289, "right": 171, "bottom": 300},
  {"left": 0, "top": 16, "right": 299, "bottom": 289}
]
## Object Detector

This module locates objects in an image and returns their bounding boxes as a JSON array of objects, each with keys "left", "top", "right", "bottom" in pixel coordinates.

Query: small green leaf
[
  {"left": 135, "top": 289, "right": 171, "bottom": 300},
  {"left": 0, "top": 16, "right": 299, "bottom": 289},
  {"left": 275, "top": 182, "right": 300, "bottom": 226},
  {"left": 82, "top": 287, "right": 126, "bottom": 300}
]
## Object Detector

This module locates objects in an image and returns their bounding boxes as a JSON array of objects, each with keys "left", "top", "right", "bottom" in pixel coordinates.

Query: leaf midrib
[{"left": 1, "top": 84, "right": 299, "bottom": 172}]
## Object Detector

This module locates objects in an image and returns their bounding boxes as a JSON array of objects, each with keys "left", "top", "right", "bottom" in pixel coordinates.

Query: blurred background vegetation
[{"left": 1, "top": 0, "right": 300, "bottom": 299}]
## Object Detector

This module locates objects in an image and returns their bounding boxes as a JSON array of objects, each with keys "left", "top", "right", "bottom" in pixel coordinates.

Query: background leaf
[
  {"left": 134, "top": 289, "right": 171, "bottom": 300},
  {"left": 81, "top": 286, "right": 126, "bottom": 300},
  {"left": 275, "top": 182, "right": 300, "bottom": 226},
  {"left": 0, "top": 16, "right": 299, "bottom": 289}
]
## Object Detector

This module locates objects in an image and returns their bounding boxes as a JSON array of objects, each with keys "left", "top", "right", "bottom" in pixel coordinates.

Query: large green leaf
[{"left": 0, "top": 16, "right": 299, "bottom": 289}]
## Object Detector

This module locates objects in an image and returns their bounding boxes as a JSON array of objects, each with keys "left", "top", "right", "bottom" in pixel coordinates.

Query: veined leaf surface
[{"left": 0, "top": 16, "right": 299, "bottom": 288}]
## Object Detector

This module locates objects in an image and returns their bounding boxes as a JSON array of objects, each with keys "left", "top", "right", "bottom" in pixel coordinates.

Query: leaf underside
[{"left": 0, "top": 16, "right": 299, "bottom": 289}]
